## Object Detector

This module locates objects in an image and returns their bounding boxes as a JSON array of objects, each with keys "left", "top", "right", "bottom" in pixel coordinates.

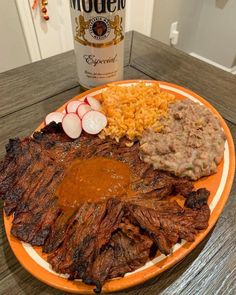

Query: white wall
[
  {"left": 193, "top": 0, "right": 236, "bottom": 68},
  {"left": 151, "top": 0, "right": 236, "bottom": 70},
  {"left": 126, "top": 0, "right": 154, "bottom": 36},
  {"left": 151, "top": 0, "right": 204, "bottom": 53},
  {"left": 0, "top": 1, "right": 30, "bottom": 73}
]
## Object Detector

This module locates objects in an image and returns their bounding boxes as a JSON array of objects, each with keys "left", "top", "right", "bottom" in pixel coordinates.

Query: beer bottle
[{"left": 70, "top": 0, "right": 126, "bottom": 89}]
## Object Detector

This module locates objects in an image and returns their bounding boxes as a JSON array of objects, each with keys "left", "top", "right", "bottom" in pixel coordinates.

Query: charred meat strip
[
  {"left": 108, "top": 220, "right": 154, "bottom": 278},
  {"left": 185, "top": 188, "right": 210, "bottom": 209},
  {"left": 83, "top": 226, "right": 152, "bottom": 294},
  {"left": 0, "top": 139, "right": 32, "bottom": 199},
  {"left": 94, "top": 198, "right": 124, "bottom": 254},
  {"left": 48, "top": 202, "right": 111, "bottom": 277},
  {"left": 43, "top": 207, "right": 78, "bottom": 253},
  {"left": 84, "top": 247, "right": 114, "bottom": 294},
  {"left": 108, "top": 232, "right": 150, "bottom": 278},
  {"left": 3, "top": 141, "right": 46, "bottom": 215},
  {"left": 10, "top": 164, "right": 64, "bottom": 244},
  {"left": 69, "top": 202, "right": 107, "bottom": 280},
  {"left": 126, "top": 201, "right": 210, "bottom": 255},
  {"left": 47, "top": 202, "right": 98, "bottom": 274}
]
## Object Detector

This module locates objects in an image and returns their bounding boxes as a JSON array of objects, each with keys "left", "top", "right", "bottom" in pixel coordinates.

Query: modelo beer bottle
[{"left": 69, "top": 0, "right": 126, "bottom": 89}]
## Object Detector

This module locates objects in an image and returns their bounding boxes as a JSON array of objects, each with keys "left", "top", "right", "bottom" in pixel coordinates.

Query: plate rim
[{"left": 4, "top": 80, "right": 235, "bottom": 294}]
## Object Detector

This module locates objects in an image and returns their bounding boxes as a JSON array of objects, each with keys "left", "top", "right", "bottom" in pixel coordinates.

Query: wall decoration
[{"left": 32, "top": 0, "right": 49, "bottom": 21}]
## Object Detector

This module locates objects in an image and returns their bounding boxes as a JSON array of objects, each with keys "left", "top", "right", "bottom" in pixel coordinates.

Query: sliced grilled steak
[
  {"left": 126, "top": 201, "right": 210, "bottom": 255},
  {"left": 78, "top": 211, "right": 153, "bottom": 293},
  {"left": 128, "top": 201, "right": 210, "bottom": 255},
  {"left": 48, "top": 202, "right": 108, "bottom": 276},
  {"left": 109, "top": 221, "right": 153, "bottom": 278},
  {"left": 0, "top": 122, "right": 211, "bottom": 293}
]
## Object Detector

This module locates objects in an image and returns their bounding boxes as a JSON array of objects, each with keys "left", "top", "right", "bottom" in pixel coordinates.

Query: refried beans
[{"left": 140, "top": 99, "right": 226, "bottom": 180}]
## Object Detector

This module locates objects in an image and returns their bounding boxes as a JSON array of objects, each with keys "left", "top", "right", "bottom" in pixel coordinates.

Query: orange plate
[{"left": 4, "top": 80, "right": 235, "bottom": 294}]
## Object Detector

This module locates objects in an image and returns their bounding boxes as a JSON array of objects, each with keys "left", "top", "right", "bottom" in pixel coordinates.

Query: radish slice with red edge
[
  {"left": 82, "top": 111, "right": 107, "bottom": 135},
  {"left": 77, "top": 103, "right": 92, "bottom": 119},
  {"left": 45, "top": 112, "right": 64, "bottom": 125},
  {"left": 66, "top": 101, "right": 84, "bottom": 113},
  {"left": 62, "top": 113, "right": 82, "bottom": 139},
  {"left": 84, "top": 96, "right": 101, "bottom": 111}
]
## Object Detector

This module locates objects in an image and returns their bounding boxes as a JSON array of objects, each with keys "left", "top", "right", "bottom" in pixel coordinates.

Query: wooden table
[{"left": 0, "top": 31, "right": 235, "bottom": 295}]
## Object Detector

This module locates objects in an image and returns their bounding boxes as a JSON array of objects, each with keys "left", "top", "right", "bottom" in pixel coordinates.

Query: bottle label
[{"left": 70, "top": 0, "right": 126, "bottom": 89}]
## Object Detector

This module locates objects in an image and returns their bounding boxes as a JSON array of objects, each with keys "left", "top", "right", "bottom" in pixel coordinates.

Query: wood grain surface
[{"left": 0, "top": 31, "right": 235, "bottom": 295}]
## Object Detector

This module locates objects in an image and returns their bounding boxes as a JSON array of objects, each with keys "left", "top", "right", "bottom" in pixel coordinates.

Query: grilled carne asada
[{"left": 0, "top": 122, "right": 210, "bottom": 293}]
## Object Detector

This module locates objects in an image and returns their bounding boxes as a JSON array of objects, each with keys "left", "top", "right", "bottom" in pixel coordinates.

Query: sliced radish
[
  {"left": 77, "top": 103, "right": 92, "bottom": 119},
  {"left": 45, "top": 112, "right": 64, "bottom": 125},
  {"left": 82, "top": 111, "right": 107, "bottom": 135},
  {"left": 84, "top": 96, "right": 101, "bottom": 111},
  {"left": 66, "top": 101, "right": 84, "bottom": 114},
  {"left": 62, "top": 113, "right": 82, "bottom": 139}
]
